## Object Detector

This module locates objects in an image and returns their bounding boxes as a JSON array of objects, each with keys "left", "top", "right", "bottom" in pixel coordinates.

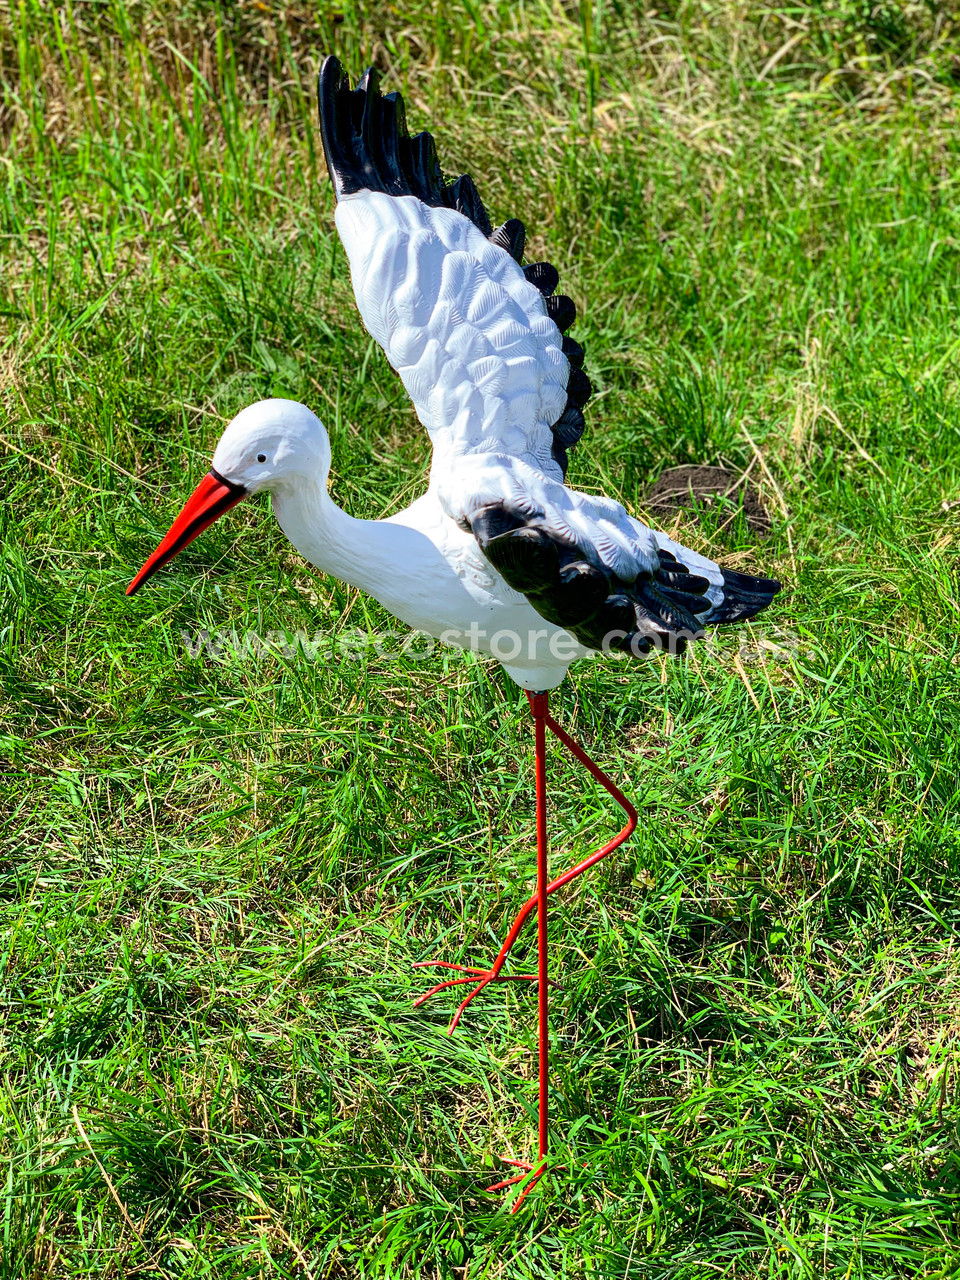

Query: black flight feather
[
  {"left": 317, "top": 55, "right": 592, "bottom": 478},
  {"left": 317, "top": 60, "right": 783, "bottom": 657},
  {"left": 470, "top": 501, "right": 780, "bottom": 656}
]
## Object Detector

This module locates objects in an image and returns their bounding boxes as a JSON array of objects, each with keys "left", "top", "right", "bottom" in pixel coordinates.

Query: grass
[{"left": 2, "top": 0, "right": 960, "bottom": 1274}]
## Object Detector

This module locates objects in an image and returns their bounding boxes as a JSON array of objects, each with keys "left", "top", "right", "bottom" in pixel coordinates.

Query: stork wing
[{"left": 318, "top": 59, "right": 780, "bottom": 654}]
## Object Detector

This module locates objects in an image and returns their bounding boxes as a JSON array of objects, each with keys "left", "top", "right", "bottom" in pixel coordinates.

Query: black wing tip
[
  {"left": 317, "top": 56, "right": 351, "bottom": 198},
  {"left": 318, "top": 63, "right": 592, "bottom": 478},
  {"left": 318, "top": 53, "right": 346, "bottom": 94},
  {"left": 471, "top": 502, "right": 711, "bottom": 657},
  {"left": 712, "top": 568, "right": 782, "bottom": 623},
  {"left": 473, "top": 505, "right": 784, "bottom": 657},
  {"left": 317, "top": 57, "right": 489, "bottom": 232}
]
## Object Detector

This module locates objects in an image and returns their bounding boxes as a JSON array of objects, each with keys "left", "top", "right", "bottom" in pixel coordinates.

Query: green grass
[{"left": 3, "top": 0, "right": 960, "bottom": 1274}]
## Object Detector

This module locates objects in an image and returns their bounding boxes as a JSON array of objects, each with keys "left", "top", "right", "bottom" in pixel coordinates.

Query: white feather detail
[{"left": 335, "top": 189, "right": 661, "bottom": 584}]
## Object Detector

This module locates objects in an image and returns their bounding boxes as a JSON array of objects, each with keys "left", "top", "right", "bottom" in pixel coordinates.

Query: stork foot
[
  {"left": 413, "top": 960, "right": 556, "bottom": 1033},
  {"left": 486, "top": 1157, "right": 551, "bottom": 1211}
]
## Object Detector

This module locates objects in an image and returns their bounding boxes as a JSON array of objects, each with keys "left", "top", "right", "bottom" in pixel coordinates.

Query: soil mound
[{"left": 643, "top": 465, "right": 771, "bottom": 536}]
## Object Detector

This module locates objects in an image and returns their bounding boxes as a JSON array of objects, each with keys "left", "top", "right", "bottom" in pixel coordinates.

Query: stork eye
[{"left": 257, "top": 453, "right": 267, "bottom": 463}]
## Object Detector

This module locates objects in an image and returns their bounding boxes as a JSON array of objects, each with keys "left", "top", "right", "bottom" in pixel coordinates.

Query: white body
[
  {"left": 207, "top": 188, "right": 732, "bottom": 689},
  {"left": 334, "top": 192, "right": 725, "bottom": 592},
  {"left": 273, "top": 482, "right": 589, "bottom": 689}
]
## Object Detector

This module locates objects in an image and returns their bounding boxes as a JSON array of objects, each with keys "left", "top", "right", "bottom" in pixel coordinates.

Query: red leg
[
  {"left": 414, "top": 694, "right": 638, "bottom": 1031},
  {"left": 482, "top": 692, "right": 551, "bottom": 1210},
  {"left": 411, "top": 699, "right": 550, "bottom": 1033},
  {"left": 414, "top": 690, "right": 638, "bottom": 1209}
]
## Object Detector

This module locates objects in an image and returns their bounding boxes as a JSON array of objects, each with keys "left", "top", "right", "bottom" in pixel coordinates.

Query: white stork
[{"left": 127, "top": 58, "right": 780, "bottom": 1208}]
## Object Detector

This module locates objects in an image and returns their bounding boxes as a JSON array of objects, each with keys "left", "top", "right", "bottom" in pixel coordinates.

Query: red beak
[{"left": 126, "top": 469, "right": 247, "bottom": 596}]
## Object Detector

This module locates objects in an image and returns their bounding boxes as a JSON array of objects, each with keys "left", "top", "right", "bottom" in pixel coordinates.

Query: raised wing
[
  {"left": 318, "top": 57, "right": 589, "bottom": 481},
  {"left": 318, "top": 58, "right": 780, "bottom": 654}
]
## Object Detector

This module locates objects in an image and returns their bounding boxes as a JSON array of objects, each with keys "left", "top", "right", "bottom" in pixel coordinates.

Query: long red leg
[
  {"left": 537, "top": 696, "right": 552, "bottom": 1167},
  {"left": 499, "top": 692, "right": 551, "bottom": 1206},
  {"left": 415, "top": 695, "right": 638, "bottom": 1028},
  {"left": 536, "top": 695, "right": 549, "bottom": 1167},
  {"left": 414, "top": 690, "right": 638, "bottom": 1208}
]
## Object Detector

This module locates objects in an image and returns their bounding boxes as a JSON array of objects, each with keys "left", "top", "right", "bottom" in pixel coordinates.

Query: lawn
[{"left": 2, "top": 1, "right": 960, "bottom": 1275}]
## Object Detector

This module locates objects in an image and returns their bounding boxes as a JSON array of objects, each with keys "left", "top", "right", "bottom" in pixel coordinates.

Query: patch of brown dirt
[{"left": 642, "top": 465, "right": 772, "bottom": 536}]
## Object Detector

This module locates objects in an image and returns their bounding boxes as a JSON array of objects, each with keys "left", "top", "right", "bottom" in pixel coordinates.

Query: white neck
[
  {"left": 269, "top": 475, "right": 453, "bottom": 627},
  {"left": 267, "top": 471, "right": 580, "bottom": 690}
]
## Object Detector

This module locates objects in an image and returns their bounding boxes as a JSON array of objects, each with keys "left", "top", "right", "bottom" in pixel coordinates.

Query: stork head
[{"left": 126, "top": 398, "right": 330, "bottom": 596}]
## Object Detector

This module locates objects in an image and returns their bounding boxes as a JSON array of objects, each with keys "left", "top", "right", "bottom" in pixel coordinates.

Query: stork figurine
[{"left": 127, "top": 58, "right": 780, "bottom": 1209}]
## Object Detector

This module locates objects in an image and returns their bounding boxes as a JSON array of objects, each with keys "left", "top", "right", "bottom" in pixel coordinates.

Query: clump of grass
[{"left": 2, "top": 1, "right": 960, "bottom": 1276}]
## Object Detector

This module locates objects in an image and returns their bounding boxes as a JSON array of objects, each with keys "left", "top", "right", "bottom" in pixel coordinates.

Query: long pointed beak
[{"left": 126, "top": 469, "right": 247, "bottom": 596}]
